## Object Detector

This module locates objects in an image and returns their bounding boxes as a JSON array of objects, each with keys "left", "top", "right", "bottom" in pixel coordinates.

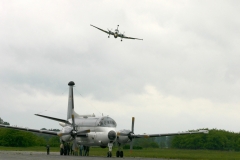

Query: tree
[
  {"left": 3, "top": 122, "right": 10, "bottom": 125},
  {"left": 0, "top": 128, "right": 46, "bottom": 147},
  {"left": 0, "top": 117, "right": 3, "bottom": 124},
  {"left": 133, "top": 137, "right": 159, "bottom": 148},
  {"left": 171, "top": 129, "right": 240, "bottom": 151}
]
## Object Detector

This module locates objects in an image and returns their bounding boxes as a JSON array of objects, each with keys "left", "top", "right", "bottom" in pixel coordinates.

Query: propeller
[
  {"left": 120, "top": 32, "right": 125, "bottom": 41},
  {"left": 107, "top": 28, "right": 113, "bottom": 33},
  {"left": 117, "top": 117, "right": 135, "bottom": 152},
  {"left": 107, "top": 28, "right": 112, "bottom": 38}
]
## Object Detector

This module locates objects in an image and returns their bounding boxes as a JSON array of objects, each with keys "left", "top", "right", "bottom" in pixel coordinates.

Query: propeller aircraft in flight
[
  {"left": 0, "top": 81, "right": 208, "bottom": 157},
  {"left": 90, "top": 24, "right": 143, "bottom": 41}
]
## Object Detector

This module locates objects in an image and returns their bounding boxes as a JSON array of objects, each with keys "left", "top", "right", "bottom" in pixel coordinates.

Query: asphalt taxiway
[{"left": 0, "top": 151, "right": 176, "bottom": 160}]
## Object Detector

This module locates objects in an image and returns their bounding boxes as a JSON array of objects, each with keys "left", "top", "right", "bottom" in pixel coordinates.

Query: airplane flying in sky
[
  {"left": 90, "top": 24, "right": 143, "bottom": 41},
  {"left": 0, "top": 81, "right": 208, "bottom": 157}
]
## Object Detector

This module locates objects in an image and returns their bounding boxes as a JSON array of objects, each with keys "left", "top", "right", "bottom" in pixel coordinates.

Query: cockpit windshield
[{"left": 97, "top": 117, "right": 117, "bottom": 127}]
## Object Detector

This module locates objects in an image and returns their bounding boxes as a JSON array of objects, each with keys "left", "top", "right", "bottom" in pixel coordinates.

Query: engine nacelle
[{"left": 116, "top": 129, "right": 132, "bottom": 144}]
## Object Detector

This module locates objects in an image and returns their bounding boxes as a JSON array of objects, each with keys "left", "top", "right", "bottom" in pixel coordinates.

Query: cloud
[{"left": 0, "top": 1, "right": 240, "bottom": 132}]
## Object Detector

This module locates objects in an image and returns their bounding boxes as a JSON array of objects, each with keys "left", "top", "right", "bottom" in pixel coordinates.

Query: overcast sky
[{"left": 1, "top": 0, "right": 240, "bottom": 134}]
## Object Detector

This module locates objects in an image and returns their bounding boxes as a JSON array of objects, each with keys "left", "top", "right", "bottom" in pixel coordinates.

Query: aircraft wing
[
  {"left": 122, "top": 35, "right": 143, "bottom": 40},
  {"left": 90, "top": 24, "right": 113, "bottom": 35},
  {"left": 0, "top": 124, "right": 58, "bottom": 136},
  {"left": 132, "top": 130, "right": 208, "bottom": 138}
]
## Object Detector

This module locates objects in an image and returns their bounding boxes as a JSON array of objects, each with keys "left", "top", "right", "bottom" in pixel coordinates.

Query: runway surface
[{"left": 0, "top": 151, "right": 176, "bottom": 160}]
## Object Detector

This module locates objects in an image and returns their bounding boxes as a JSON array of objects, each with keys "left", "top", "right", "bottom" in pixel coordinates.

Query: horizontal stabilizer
[{"left": 35, "top": 114, "right": 71, "bottom": 125}]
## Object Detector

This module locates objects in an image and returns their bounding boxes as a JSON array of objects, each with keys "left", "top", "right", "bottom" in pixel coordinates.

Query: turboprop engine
[
  {"left": 117, "top": 117, "right": 136, "bottom": 149},
  {"left": 117, "top": 129, "right": 132, "bottom": 144}
]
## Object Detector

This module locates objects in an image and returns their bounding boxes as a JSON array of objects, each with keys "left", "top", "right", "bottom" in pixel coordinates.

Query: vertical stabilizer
[{"left": 67, "top": 81, "right": 75, "bottom": 120}]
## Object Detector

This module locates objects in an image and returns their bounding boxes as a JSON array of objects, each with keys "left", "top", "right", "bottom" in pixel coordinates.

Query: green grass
[{"left": 1, "top": 146, "right": 240, "bottom": 160}]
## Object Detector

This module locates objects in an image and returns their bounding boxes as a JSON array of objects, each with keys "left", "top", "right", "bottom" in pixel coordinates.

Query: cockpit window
[{"left": 97, "top": 117, "right": 117, "bottom": 127}]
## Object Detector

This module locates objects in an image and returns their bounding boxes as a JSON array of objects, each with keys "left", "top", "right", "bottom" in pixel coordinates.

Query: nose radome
[{"left": 108, "top": 130, "right": 116, "bottom": 140}]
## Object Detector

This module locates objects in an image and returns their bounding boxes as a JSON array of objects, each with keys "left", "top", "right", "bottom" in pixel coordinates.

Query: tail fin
[
  {"left": 67, "top": 81, "right": 75, "bottom": 120},
  {"left": 66, "top": 81, "right": 83, "bottom": 120}
]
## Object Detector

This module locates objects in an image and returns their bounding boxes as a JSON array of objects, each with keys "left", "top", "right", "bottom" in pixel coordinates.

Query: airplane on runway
[
  {"left": 0, "top": 81, "right": 208, "bottom": 157},
  {"left": 90, "top": 24, "right": 143, "bottom": 41}
]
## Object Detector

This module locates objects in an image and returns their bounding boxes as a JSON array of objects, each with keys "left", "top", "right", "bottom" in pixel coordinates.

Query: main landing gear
[
  {"left": 116, "top": 142, "right": 123, "bottom": 158},
  {"left": 107, "top": 142, "right": 124, "bottom": 158},
  {"left": 116, "top": 150, "right": 123, "bottom": 158}
]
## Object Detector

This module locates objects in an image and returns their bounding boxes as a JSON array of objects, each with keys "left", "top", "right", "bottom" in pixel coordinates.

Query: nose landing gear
[{"left": 107, "top": 143, "right": 113, "bottom": 157}]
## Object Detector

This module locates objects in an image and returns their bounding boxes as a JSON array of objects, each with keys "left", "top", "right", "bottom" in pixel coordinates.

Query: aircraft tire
[
  {"left": 116, "top": 151, "right": 120, "bottom": 157},
  {"left": 64, "top": 147, "right": 67, "bottom": 155},
  {"left": 60, "top": 149, "right": 63, "bottom": 155},
  {"left": 120, "top": 151, "right": 123, "bottom": 157}
]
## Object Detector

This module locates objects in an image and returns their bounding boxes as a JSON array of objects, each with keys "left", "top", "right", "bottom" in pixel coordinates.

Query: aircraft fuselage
[
  {"left": 114, "top": 32, "right": 118, "bottom": 38},
  {"left": 60, "top": 116, "right": 117, "bottom": 147}
]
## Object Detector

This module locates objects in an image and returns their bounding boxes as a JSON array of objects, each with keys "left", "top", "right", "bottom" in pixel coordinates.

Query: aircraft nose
[{"left": 108, "top": 130, "right": 116, "bottom": 141}]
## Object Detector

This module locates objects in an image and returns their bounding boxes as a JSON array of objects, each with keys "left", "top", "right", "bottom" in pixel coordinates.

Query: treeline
[
  {"left": 0, "top": 117, "right": 10, "bottom": 125},
  {"left": 171, "top": 129, "right": 240, "bottom": 151},
  {"left": 133, "top": 137, "right": 159, "bottom": 148},
  {"left": 0, "top": 128, "right": 60, "bottom": 147}
]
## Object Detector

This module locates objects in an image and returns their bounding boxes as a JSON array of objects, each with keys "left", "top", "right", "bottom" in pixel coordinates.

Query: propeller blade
[
  {"left": 58, "top": 129, "right": 90, "bottom": 137},
  {"left": 131, "top": 117, "right": 135, "bottom": 133},
  {"left": 57, "top": 132, "right": 70, "bottom": 137},
  {"left": 78, "top": 129, "right": 90, "bottom": 134},
  {"left": 76, "top": 129, "right": 90, "bottom": 137},
  {"left": 72, "top": 114, "right": 76, "bottom": 131}
]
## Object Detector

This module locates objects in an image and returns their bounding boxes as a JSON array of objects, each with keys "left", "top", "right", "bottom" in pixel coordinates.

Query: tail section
[
  {"left": 67, "top": 81, "right": 75, "bottom": 120},
  {"left": 67, "top": 81, "right": 82, "bottom": 120}
]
